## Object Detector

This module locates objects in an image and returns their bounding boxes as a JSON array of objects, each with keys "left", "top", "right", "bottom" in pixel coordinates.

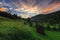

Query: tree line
[{"left": 0, "top": 11, "right": 21, "bottom": 19}]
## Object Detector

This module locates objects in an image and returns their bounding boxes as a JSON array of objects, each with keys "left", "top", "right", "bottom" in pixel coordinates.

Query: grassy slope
[{"left": 0, "top": 16, "right": 60, "bottom": 40}]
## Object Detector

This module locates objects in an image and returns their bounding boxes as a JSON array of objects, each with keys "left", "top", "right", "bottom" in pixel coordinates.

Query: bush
[
  {"left": 58, "top": 24, "right": 60, "bottom": 31},
  {"left": 46, "top": 24, "right": 51, "bottom": 30},
  {"left": 53, "top": 27, "right": 57, "bottom": 31}
]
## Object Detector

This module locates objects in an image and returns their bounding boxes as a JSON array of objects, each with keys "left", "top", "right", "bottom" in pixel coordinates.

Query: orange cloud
[
  {"left": 43, "top": 3, "right": 60, "bottom": 13},
  {"left": 14, "top": 0, "right": 60, "bottom": 15},
  {"left": 15, "top": 3, "right": 42, "bottom": 14},
  {"left": 0, "top": 7, "right": 6, "bottom": 12}
]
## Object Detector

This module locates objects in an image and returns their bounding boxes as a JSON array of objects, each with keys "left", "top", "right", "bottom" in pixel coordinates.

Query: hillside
[
  {"left": 31, "top": 11, "right": 60, "bottom": 24},
  {"left": 0, "top": 16, "right": 60, "bottom": 40},
  {"left": 0, "top": 11, "right": 60, "bottom": 40},
  {"left": 0, "top": 16, "right": 40, "bottom": 40}
]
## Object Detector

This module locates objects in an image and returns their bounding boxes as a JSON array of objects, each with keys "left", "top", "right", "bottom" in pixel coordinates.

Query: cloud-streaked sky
[{"left": 0, "top": 0, "right": 60, "bottom": 18}]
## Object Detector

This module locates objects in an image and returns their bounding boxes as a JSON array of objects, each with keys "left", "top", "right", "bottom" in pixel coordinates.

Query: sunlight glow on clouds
[
  {"left": 43, "top": 3, "right": 60, "bottom": 13},
  {"left": 0, "top": 0, "right": 60, "bottom": 18},
  {"left": 0, "top": 7, "right": 6, "bottom": 12},
  {"left": 15, "top": 4, "right": 41, "bottom": 14},
  {"left": 20, "top": 14, "right": 29, "bottom": 18}
]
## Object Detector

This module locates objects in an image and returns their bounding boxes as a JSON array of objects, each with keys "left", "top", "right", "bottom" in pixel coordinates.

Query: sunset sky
[{"left": 0, "top": 0, "right": 60, "bottom": 18}]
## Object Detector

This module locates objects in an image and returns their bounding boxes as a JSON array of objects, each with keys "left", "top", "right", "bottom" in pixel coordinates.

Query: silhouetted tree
[
  {"left": 0, "top": 12, "right": 12, "bottom": 18},
  {"left": 12, "top": 14, "right": 18, "bottom": 19},
  {"left": 26, "top": 18, "right": 33, "bottom": 26},
  {"left": 0, "top": 11, "right": 21, "bottom": 19}
]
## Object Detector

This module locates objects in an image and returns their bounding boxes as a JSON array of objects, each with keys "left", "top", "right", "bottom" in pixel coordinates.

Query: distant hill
[{"left": 31, "top": 10, "right": 60, "bottom": 24}]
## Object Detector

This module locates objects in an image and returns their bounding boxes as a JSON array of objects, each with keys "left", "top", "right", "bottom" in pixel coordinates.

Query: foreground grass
[{"left": 0, "top": 17, "right": 60, "bottom": 40}]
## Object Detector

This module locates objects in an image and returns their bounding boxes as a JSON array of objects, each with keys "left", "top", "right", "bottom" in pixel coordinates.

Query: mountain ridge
[{"left": 31, "top": 10, "right": 60, "bottom": 24}]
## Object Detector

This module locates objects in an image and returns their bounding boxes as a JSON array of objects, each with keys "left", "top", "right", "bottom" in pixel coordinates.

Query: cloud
[
  {"left": 0, "top": 2, "right": 4, "bottom": 7},
  {"left": 20, "top": 14, "right": 29, "bottom": 18},
  {"left": 9, "top": 0, "right": 60, "bottom": 18},
  {"left": 0, "top": 2, "right": 3, "bottom": 5},
  {"left": 49, "top": 0, "right": 60, "bottom": 4},
  {"left": 43, "top": 3, "right": 60, "bottom": 14},
  {"left": 0, "top": 7, "right": 7, "bottom": 12},
  {"left": 0, "top": 0, "right": 60, "bottom": 18}
]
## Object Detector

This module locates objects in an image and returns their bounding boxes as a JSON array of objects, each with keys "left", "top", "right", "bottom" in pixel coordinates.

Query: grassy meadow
[{"left": 0, "top": 16, "right": 60, "bottom": 40}]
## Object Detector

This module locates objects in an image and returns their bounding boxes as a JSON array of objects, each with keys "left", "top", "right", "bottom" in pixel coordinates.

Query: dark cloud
[{"left": 49, "top": 0, "right": 60, "bottom": 4}]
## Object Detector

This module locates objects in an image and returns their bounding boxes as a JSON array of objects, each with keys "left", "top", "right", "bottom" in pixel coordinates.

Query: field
[{"left": 0, "top": 16, "right": 60, "bottom": 40}]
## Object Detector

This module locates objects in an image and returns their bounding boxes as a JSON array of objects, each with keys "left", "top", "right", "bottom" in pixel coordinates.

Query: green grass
[
  {"left": 46, "top": 31, "right": 60, "bottom": 40},
  {"left": 0, "top": 16, "right": 60, "bottom": 40}
]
